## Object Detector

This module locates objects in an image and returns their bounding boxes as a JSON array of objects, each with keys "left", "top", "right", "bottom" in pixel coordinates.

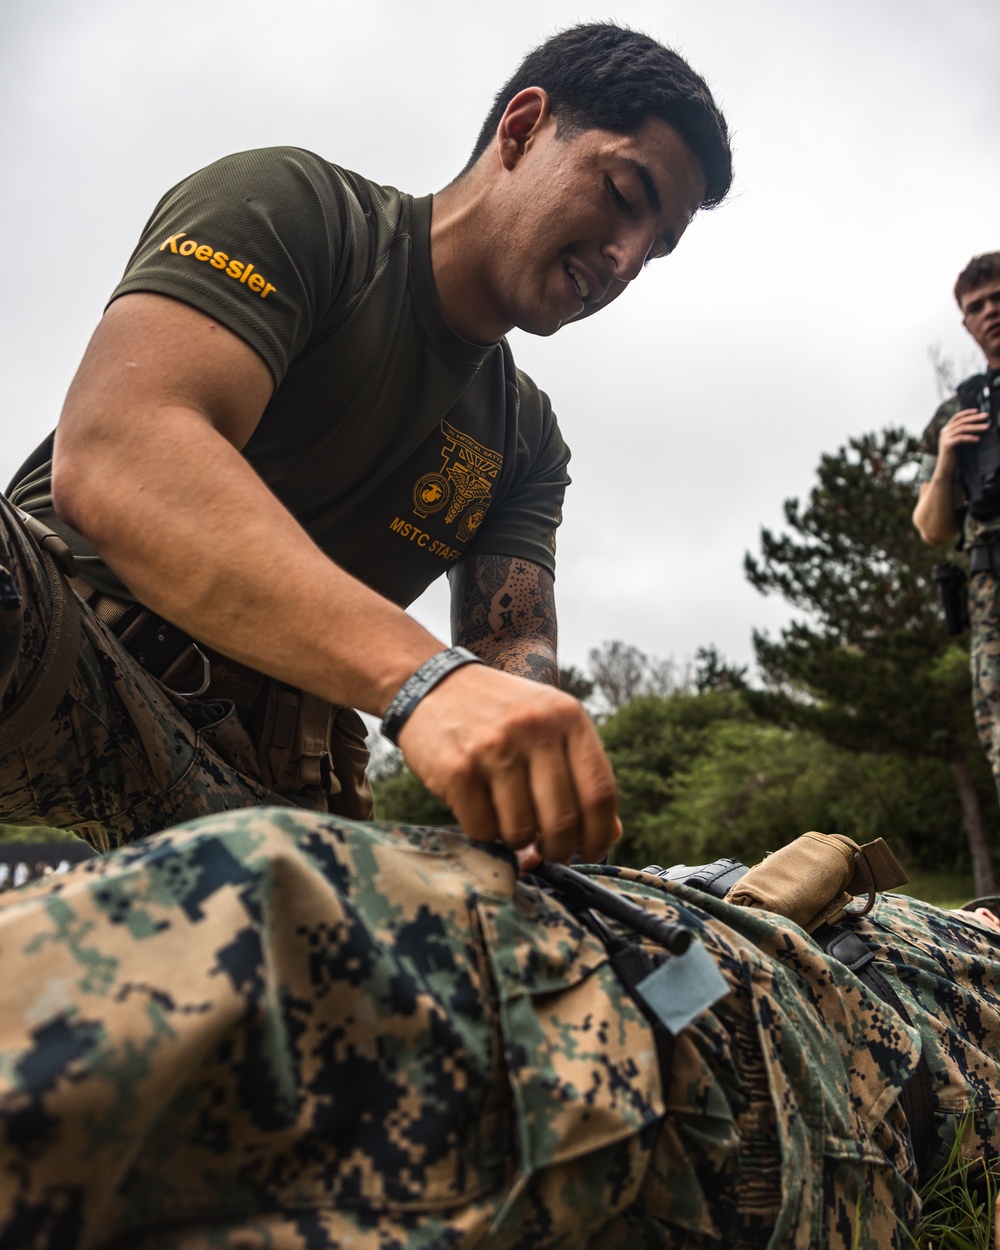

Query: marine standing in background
[{"left": 914, "top": 252, "right": 1000, "bottom": 791}]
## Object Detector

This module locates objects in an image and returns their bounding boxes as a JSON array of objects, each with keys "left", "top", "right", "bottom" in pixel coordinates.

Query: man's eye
[{"left": 607, "top": 179, "right": 630, "bottom": 212}]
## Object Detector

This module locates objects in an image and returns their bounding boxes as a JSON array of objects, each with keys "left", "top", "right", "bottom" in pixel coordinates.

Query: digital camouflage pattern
[
  {"left": 0, "top": 494, "right": 370, "bottom": 850},
  {"left": 969, "top": 570, "right": 1000, "bottom": 787},
  {"left": 1, "top": 809, "right": 999, "bottom": 1249}
]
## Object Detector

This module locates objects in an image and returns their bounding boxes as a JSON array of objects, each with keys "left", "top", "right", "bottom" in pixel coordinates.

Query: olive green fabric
[
  {"left": 3, "top": 809, "right": 1000, "bottom": 1247},
  {"left": 9, "top": 148, "right": 570, "bottom": 608}
]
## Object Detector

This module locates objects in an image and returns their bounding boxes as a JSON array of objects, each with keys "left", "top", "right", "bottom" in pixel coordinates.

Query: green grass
[
  {"left": 906, "top": 1110, "right": 997, "bottom": 1249},
  {"left": 0, "top": 823, "right": 83, "bottom": 844}
]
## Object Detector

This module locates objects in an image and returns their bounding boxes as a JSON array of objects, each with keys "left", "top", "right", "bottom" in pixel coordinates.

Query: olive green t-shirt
[{"left": 10, "top": 148, "right": 570, "bottom": 608}]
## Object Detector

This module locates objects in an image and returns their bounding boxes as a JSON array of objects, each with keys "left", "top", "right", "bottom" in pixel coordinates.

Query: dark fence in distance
[{"left": 0, "top": 842, "right": 97, "bottom": 893}]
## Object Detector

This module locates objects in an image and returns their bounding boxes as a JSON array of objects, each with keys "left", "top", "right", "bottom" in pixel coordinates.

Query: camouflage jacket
[{"left": 1, "top": 810, "right": 998, "bottom": 1249}]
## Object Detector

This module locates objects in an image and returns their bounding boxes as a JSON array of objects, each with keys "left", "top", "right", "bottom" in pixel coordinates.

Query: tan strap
[
  {"left": 296, "top": 693, "right": 335, "bottom": 788},
  {"left": 843, "top": 837, "right": 908, "bottom": 919},
  {"left": 851, "top": 837, "right": 908, "bottom": 893},
  {"left": 0, "top": 546, "right": 81, "bottom": 756},
  {"left": 87, "top": 590, "right": 138, "bottom": 631}
]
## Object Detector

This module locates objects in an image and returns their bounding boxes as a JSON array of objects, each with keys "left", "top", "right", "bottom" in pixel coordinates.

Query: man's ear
[{"left": 496, "top": 88, "right": 552, "bottom": 170}]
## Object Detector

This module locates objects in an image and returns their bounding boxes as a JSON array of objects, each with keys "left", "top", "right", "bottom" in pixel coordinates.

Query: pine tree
[{"left": 745, "top": 427, "right": 996, "bottom": 894}]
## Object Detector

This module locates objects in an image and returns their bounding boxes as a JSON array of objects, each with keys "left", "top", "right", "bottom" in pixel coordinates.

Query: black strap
[
  {"left": 573, "top": 908, "right": 676, "bottom": 1087},
  {"left": 970, "top": 543, "right": 1000, "bottom": 575},
  {"left": 814, "top": 923, "right": 935, "bottom": 1181},
  {"left": 531, "top": 861, "right": 692, "bottom": 955},
  {"left": 644, "top": 857, "right": 748, "bottom": 899}
]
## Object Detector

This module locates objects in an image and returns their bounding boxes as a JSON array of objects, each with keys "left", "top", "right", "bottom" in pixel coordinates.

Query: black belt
[{"left": 87, "top": 593, "right": 210, "bottom": 696}]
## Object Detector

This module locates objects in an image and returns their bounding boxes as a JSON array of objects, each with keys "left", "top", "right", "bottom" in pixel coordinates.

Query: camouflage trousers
[
  {"left": 2, "top": 809, "right": 999, "bottom": 1250},
  {"left": 0, "top": 496, "right": 372, "bottom": 850},
  {"left": 970, "top": 571, "right": 1000, "bottom": 792}
]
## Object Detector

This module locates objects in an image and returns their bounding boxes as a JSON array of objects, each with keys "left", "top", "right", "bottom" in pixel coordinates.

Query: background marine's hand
[{"left": 936, "top": 407, "right": 990, "bottom": 472}]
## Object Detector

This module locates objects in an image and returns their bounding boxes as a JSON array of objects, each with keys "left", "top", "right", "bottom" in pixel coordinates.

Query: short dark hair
[
  {"left": 464, "top": 23, "right": 733, "bottom": 209},
  {"left": 955, "top": 253, "right": 1000, "bottom": 308}
]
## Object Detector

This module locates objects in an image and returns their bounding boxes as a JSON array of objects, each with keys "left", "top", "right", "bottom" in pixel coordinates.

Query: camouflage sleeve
[{"left": 918, "top": 396, "right": 962, "bottom": 483}]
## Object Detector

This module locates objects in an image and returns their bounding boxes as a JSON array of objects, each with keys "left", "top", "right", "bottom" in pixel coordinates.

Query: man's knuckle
[
  {"left": 540, "top": 808, "right": 579, "bottom": 840},
  {"left": 502, "top": 824, "right": 538, "bottom": 849},
  {"left": 582, "top": 776, "right": 618, "bottom": 811}
]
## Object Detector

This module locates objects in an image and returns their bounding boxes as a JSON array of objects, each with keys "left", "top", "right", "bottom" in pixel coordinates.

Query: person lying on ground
[{"left": 1, "top": 808, "right": 997, "bottom": 1249}]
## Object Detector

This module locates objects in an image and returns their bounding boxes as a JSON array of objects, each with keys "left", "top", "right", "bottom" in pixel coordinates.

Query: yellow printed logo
[
  {"left": 411, "top": 420, "right": 503, "bottom": 542},
  {"left": 159, "top": 232, "right": 276, "bottom": 299}
]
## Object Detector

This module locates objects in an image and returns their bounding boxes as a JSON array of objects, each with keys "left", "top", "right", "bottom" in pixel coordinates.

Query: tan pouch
[
  {"left": 258, "top": 683, "right": 374, "bottom": 819},
  {"left": 327, "top": 705, "right": 375, "bottom": 820},
  {"left": 724, "top": 831, "right": 908, "bottom": 932}
]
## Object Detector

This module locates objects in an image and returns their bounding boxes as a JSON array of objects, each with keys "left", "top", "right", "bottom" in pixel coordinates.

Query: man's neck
[{"left": 428, "top": 173, "right": 508, "bottom": 346}]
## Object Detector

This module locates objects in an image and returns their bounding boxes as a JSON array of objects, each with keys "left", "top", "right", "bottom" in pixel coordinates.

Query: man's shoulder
[
  {"left": 509, "top": 360, "right": 563, "bottom": 445},
  {"left": 955, "top": 369, "right": 989, "bottom": 411},
  {"left": 174, "top": 146, "right": 406, "bottom": 224},
  {"left": 921, "top": 394, "right": 962, "bottom": 444}
]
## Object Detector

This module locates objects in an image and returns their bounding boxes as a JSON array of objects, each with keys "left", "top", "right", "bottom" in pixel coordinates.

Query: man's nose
[{"left": 603, "top": 229, "right": 654, "bottom": 284}]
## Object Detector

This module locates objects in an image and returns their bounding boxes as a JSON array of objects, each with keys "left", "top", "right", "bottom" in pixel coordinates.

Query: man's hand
[
  {"left": 913, "top": 407, "right": 987, "bottom": 546},
  {"left": 397, "top": 662, "right": 619, "bottom": 864},
  {"left": 936, "top": 407, "right": 989, "bottom": 471},
  {"left": 433, "top": 552, "right": 620, "bottom": 862}
]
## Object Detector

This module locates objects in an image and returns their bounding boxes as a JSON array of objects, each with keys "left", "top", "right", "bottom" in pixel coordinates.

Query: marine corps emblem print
[{"left": 411, "top": 421, "right": 503, "bottom": 540}]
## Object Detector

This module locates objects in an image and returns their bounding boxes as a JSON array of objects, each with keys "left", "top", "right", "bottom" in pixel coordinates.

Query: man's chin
[
  {"left": 516, "top": 311, "right": 571, "bottom": 338},
  {"left": 518, "top": 305, "right": 600, "bottom": 337}
]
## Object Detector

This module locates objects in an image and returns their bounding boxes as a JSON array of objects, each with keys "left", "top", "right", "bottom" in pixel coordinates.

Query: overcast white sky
[{"left": 2, "top": 0, "right": 998, "bottom": 680}]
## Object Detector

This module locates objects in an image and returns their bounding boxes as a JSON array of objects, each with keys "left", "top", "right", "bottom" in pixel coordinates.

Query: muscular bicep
[
  {"left": 52, "top": 291, "right": 276, "bottom": 558},
  {"left": 57, "top": 292, "right": 274, "bottom": 458},
  {"left": 449, "top": 554, "right": 558, "bottom": 684}
]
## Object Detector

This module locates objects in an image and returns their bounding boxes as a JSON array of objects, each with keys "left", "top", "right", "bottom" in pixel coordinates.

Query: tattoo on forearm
[
  {"left": 492, "top": 643, "right": 558, "bottom": 685},
  {"left": 450, "top": 554, "right": 509, "bottom": 646},
  {"left": 451, "top": 556, "right": 558, "bottom": 682}
]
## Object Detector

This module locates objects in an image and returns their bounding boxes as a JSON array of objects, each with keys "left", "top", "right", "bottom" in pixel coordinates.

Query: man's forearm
[
  {"left": 450, "top": 554, "right": 559, "bottom": 685},
  {"left": 913, "top": 474, "right": 961, "bottom": 547},
  {"left": 468, "top": 634, "right": 559, "bottom": 685}
]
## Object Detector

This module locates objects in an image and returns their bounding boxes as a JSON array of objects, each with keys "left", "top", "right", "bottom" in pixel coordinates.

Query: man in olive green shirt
[{"left": 1, "top": 24, "right": 732, "bottom": 862}]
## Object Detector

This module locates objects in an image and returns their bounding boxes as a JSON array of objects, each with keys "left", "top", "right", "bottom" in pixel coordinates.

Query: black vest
[{"left": 954, "top": 371, "right": 1000, "bottom": 520}]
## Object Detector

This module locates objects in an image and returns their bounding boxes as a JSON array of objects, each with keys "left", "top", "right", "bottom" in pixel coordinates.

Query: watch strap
[{"left": 381, "top": 646, "right": 482, "bottom": 746}]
